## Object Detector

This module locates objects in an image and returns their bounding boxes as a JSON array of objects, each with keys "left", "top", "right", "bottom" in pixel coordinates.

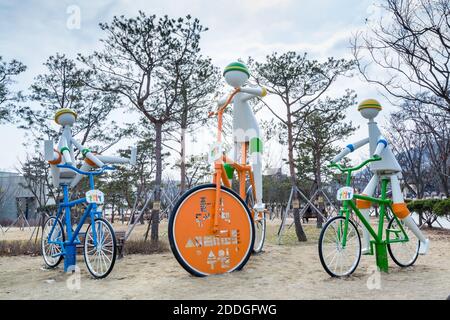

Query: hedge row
[{"left": 407, "top": 198, "right": 450, "bottom": 217}]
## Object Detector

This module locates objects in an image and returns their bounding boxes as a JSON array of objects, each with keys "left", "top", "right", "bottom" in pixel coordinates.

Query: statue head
[
  {"left": 358, "top": 99, "right": 382, "bottom": 120},
  {"left": 55, "top": 108, "right": 77, "bottom": 126},
  {"left": 223, "top": 61, "right": 250, "bottom": 88}
]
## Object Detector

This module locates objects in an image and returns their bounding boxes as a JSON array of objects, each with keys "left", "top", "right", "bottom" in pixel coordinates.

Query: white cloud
[
  {"left": 240, "top": 0, "right": 293, "bottom": 12},
  {"left": 0, "top": 0, "right": 386, "bottom": 172}
]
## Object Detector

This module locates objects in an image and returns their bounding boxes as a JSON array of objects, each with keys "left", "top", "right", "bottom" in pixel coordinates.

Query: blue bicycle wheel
[
  {"left": 83, "top": 218, "right": 117, "bottom": 279},
  {"left": 41, "top": 216, "right": 65, "bottom": 268}
]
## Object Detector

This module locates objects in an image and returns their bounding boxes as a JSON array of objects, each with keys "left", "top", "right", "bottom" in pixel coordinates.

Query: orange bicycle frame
[{"left": 209, "top": 89, "right": 257, "bottom": 233}]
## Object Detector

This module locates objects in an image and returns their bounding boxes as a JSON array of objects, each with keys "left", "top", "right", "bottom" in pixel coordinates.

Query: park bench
[{"left": 76, "top": 230, "right": 126, "bottom": 259}]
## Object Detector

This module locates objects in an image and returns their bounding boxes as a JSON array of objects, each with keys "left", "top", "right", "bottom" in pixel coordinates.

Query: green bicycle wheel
[
  {"left": 318, "top": 216, "right": 361, "bottom": 277},
  {"left": 387, "top": 216, "right": 419, "bottom": 268}
]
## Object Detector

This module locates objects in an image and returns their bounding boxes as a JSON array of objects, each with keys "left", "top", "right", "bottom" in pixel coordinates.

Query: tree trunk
[
  {"left": 150, "top": 121, "right": 162, "bottom": 242},
  {"left": 314, "top": 157, "right": 323, "bottom": 228},
  {"left": 287, "top": 119, "right": 307, "bottom": 242},
  {"left": 179, "top": 100, "right": 189, "bottom": 193},
  {"left": 316, "top": 208, "right": 324, "bottom": 228},
  {"left": 139, "top": 209, "right": 145, "bottom": 224},
  {"left": 111, "top": 202, "right": 115, "bottom": 224},
  {"left": 180, "top": 126, "right": 187, "bottom": 193}
]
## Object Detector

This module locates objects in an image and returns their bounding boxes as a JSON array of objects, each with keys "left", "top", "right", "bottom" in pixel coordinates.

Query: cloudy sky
[{"left": 0, "top": 0, "right": 392, "bottom": 173}]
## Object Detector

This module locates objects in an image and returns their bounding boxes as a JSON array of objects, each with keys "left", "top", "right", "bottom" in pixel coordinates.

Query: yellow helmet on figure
[
  {"left": 55, "top": 108, "right": 77, "bottom": 126},
  {"left": 358, "top": 99, "right": 382, "bottom": 120}
]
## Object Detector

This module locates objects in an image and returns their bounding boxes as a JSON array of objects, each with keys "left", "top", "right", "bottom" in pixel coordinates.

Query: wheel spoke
[
  {"left": 100, "top": 250, "right": 112, "bottom": 263},
  {"left": 102, "top": 247, "right": 113, "bottom": 254},
  {"left": 87, "top": 246, "right": 97, "bottom": 254},
  {"left": 325, "top": 248, "right": 339, "bottom": 263}
]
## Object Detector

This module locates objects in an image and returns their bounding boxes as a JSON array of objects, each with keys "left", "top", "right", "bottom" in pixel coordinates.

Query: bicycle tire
[
  {"left": 41, "top": 216, "right": 65, "bottom": 268},
  {"left": 169, "top": 184, "right": 255, "bottom": 277},
  {"left": 83, "top": 218, "right": 117, "bottom": 279},
  {"left": 387, "top": 216, "right": 420, "bottom": 268},
  {"left": 318, "top": 216, "right": 361, "bottom": 277}
]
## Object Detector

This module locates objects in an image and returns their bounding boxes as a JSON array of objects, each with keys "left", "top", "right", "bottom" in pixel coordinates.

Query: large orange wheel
[{"left": 168, "top": 184, "right": 255, "bottom": 276}]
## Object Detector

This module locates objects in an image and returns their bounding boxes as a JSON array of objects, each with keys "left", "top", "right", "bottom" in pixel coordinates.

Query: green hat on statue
[{"left": 223, "top": 62, "right": 250, "bottom": 77}]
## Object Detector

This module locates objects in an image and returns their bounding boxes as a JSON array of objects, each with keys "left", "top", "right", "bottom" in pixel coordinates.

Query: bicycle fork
[{"left": 212, "top": 163, "right": 223, "bottom": 233}]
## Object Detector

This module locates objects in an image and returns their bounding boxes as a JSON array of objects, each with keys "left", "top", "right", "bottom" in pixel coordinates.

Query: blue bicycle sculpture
[
  {"left": 41, "top": 108, "right": 136, "bottom": 278},
  {"left": 41, "top": 164, "right": 118, "bottom": 278}
]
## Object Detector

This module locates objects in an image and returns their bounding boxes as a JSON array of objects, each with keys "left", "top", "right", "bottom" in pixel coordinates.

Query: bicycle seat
[{"left": 59, "top": 167, "right": 77, "bottom": 183}]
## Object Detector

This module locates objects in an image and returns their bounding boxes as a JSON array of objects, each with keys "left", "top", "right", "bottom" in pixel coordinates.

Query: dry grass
[
  {"left": 266, "top": 219, "right": 322, "bottom": 246},
  {"left": 3, "top": 218, "right": 447, "bottom": 257},
  {"left": 0, "top": 219, "right": 329, "bottom": 256},
  {"left": 122, "top": 239, "right": 168, "bottom": 255},
  {"left": 0, "top": 239, "right": 169, "bottom": 257},
  {"left": 0, "top": 240, "right": 41, "bottom": 256}
]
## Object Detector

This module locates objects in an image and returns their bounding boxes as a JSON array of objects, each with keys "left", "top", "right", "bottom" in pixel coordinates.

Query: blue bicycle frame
[{"left": 46, "top": 164, "right": 115, "bottom": 272}]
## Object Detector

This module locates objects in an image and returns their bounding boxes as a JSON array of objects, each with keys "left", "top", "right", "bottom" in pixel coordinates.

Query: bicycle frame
[
  {"left": 331, "top": 158, "right": 410, "bottom": 272},
  {"left": 210, "top": 89, "right": 257, "bottom": 233},
  {"left": 46, "top": 164, "right": 113, "bottom": 272}
]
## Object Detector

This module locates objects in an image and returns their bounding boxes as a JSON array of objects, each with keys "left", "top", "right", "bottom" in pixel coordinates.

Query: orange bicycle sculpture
[{"left": 168, "top": 62, "right": 267, "bottom": 276}]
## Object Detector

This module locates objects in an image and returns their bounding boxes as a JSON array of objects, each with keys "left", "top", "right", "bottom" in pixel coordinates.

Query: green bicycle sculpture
[{"left": 318, "top": 156, "right": 421, "bottom": 277}]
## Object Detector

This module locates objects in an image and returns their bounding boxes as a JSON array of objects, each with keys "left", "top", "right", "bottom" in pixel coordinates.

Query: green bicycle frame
[{"left": 330, "top": 157, "right": 410, "bottom": 272}]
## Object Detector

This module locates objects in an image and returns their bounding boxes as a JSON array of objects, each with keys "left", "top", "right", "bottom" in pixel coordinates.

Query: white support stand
[
  {"left": 124, "top": 185, "right": 182, "bottom": 241},
  {"left": 277, "top": 185, "right": 336, "bottom": 244},
  {"left": 5, "top": 211, "right": 31, "bottom": 232},
  {"left": 124, "top": 190, "right": 155, "bottom": 241},
  {"left": 28, "top": 212, "right": 49, "bottom": 243},
  {"left": 159, "top": 185, "right": 181, "bottom": 220}
]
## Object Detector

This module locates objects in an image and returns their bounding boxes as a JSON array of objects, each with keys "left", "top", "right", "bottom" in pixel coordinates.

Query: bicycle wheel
[
  {"left": 83, "top": 218, "right": 117, "bottom": 279},
  {"left": 318, "top": 216, "right": 361, "bottom": 277},
  {"left": 41, "top": 216, "right": 65, "bottom": 268},
  {"left": 169, "top": 184, "right": 255, "bottom": 277},
  {"left": 387, "top": 216, "right": 419, "bottom": 267},
  {"left": 245, "top": 186, "right": 266, "bottom": 253}
]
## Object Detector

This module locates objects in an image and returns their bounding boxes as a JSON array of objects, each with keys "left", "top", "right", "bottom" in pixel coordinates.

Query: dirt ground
[{"left": 1, "top": 220, "right": 449, "bottom": 300}]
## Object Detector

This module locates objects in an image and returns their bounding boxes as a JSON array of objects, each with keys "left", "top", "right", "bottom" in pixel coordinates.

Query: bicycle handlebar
[
  {"left": 208, "top": 88, "right": 241, "bottom": 118},
  {"left": 328, "top": 155, "right": 382, "bottom": 173},
  {"left": 57, "top": 164, "right": 115, "bottom": 176}
]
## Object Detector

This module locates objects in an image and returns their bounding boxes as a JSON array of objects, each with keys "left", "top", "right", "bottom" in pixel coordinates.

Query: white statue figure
[
  {"left": 218, "top": 62, "right": 267, "bottom": 212},
  {"left": 332, "top": 99, "right": 429, "bottom": 255},
  {"left": 44, "top": 108, "right": 136, "bottom": 187}
]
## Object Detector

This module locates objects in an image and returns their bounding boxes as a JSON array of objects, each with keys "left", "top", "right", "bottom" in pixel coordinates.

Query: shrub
[
  {"left": 408, "top": 198, "right": 449, "bottom": 219},
  {"left": 433, "top": 198, "right": 450, "bottom": 217}
]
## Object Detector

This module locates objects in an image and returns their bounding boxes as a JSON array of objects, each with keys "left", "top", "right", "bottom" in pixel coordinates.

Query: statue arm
[{"left": 331, "top": 137, "right": 370, "bottom": 163}]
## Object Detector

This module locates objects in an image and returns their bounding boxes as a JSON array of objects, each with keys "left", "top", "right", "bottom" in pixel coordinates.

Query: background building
[{"left": 0, "top": 171, "right": 38, "bottom": 226}]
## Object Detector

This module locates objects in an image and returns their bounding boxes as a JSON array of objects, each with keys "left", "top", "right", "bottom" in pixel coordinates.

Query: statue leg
[
  {"left": 390, "top": 174, "right": 429, "bottom": 254},
  {"left": 356, "top": 174, "right": 379, "bottom": 254},
  {"left": 250, "top": 136, "right": 264, "bottom": 212},
  {"left": 233, "top": 141, "right": 239, "bottom": 163}
]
